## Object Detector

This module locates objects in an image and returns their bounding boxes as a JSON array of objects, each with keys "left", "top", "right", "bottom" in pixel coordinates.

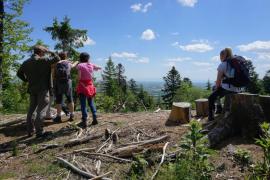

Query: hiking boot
[
  {"left": 91, "top": 120, "right": 98, "bottom": 125},
  {"left": 27, "top": 131, "right": 34, "bottom": 137},
  {"left": 77, "top": 120, "right": 87, "bottom": 129},
  {"left": 53, "top": 116, "right": 62, "bottom": 123},
  {"left": 68, "top": 114, "right": 74, "bottom": 122},
  {"left": 62, "top": 106, "right": 70, "bottom": 116},
  {"left": 36, "top": 131, "right": 53, "bottom": 138}
]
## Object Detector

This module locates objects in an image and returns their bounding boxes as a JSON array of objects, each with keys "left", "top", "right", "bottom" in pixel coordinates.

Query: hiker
[
  {"left": 53, "top": 52, "right": 78, "bottom": 123},
  {"left": 76, "top": 52, "right": 101, "bottom": 128},
  {"left": 208, "top": 48, "right": 242, "bottom": 121},
  {"left": 17, "top": 45, "right": 60, "bottom": 137}
]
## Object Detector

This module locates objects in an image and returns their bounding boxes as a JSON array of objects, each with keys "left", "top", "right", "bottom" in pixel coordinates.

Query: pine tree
[
  {"left": 162, "top": 66, "right": 181, "bottom": 108},
  {"left": 244, "top": 60, "right": 262, "bottom": 94},
  {"left": 116, "top": 63, "right": 127, "bottom": 93},
  {"left": 206, "top": 79, "right": 211, "bottom": 90},
  {"left": 183, "top": 77, "right": 192, "bottom": 87},
  {"left": 44, "top": 16, "right": 87, "bottom": 59},
  {"left": 128, "top": 78, "right": 138, "bottom": 95},
  {"left": 102, "top": 57, "right": 117, "bottom": 97},
  {"left": 263, "top": 70, "right": 270, "bottom": 94}
]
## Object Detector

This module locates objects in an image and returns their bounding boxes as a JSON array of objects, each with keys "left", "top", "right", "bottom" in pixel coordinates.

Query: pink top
[{"left": 76, "top": 62, "right": 99, "bottom": 81}]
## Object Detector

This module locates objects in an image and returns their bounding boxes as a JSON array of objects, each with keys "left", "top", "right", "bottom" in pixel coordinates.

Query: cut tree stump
[
  {"left": 195, "top": 99, "right": 209, "bottom": 117},
  {"left": 208, "top": 93, "right": 266, "bottom": 147},
  {"left": 259, "top": 95, "right": 270, "bottom": 122},
  {"left": 165, "top": 102, "right": 191, "bottom": 126}
]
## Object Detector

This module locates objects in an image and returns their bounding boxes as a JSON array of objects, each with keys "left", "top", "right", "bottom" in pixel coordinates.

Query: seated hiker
[
  {"left": 208, "top": 48, "right": 242, "bottom": 121},
  {"left": 53, "top": 52, "right": 78, "bottom": 123},
  {"left": 212, "top": 84, "right": 222, "bottom": 114},
  {"left": 17, "top": 45, "right": 60, "bottom": 138},
  {"left": 76, "top": 52, "right": 102, "bottom": 128}
]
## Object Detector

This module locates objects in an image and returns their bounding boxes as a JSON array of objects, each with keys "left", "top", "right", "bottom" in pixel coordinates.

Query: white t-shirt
[{"left": 217, "top": 61, "right": 242, "bottom": 92}]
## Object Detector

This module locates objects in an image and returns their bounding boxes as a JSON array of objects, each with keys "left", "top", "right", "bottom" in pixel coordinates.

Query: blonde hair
[{"left": 220, "top": 48, "right": 233, "bottom": 59}]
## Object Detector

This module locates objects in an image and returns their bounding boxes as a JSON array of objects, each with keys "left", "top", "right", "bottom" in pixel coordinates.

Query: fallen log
[
  {"left": 64, "top": 134, "right": 103, "bottom": 147},
  {"left": 166, "top": 102, "right": 191, "bottom": 126},
  {"left": 121, "top": 135, "right": 170, "bottom": 146},
  {"left": 56, "top": 157, "right": 111, "bottom": 180},
  {"left": 81, "top": 152, "right": 133, "bottom": 163}
]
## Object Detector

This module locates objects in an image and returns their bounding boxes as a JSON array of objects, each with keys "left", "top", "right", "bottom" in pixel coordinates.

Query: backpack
[
  {"left": 55, "top": 62, "right": 70, "bottom": 83},
  {"left": 222, "top": 55, "right": 250, "bottom": 87}
]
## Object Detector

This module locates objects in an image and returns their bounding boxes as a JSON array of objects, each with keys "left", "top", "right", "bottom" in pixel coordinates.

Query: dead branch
[
  {"left": 151, "top": 142, "right": 170, "bottom": 180},
  {"left": 96, "top": 128, "right": 120, "bottom": 153},
  {"left": 95, "top": 160, "right": 101, "bottom": 175},
  {"left": 56, "top": 157, "right": 111, "bottom": 180},
  {"left": 73, "top": 147, "right": 96, "bottom": 153},
  {"left": 90, "top": 171, "right": 113, "bottom": 180},
  {"left": 64, "top": 134, "right": 103, "bottom": 148},
  {"left": 81, "top": 152, "right": 133, "bottom": 163},
  {"left": 136, "top": 133, "right": 140, "bottom": 142},
  {"left": 121, "top": 135, "right": 170, "bottom": 146}
]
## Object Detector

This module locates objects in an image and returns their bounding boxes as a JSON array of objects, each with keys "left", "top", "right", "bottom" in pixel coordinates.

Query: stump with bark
[
  {"left": 195, "top": 98, "right": 209, "bottom": 117},
  {"left": 165, "top": 102, "right": 191, "bottom": 126},
  {"left": 208, "top": 93, "right": 266, "bottom": 147},
  {"left": 259, "top": 95, "right": 270, "bottom": 123}
]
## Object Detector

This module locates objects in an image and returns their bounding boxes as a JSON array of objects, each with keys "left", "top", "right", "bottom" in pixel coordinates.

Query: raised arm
[
  {"left": 93, "top": 64, "right": 102, "bottom": 71},
  {"left": 47, "top": 51, "right": 61, "bottom": 65}
]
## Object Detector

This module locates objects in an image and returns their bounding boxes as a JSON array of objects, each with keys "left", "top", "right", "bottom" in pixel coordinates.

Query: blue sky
[{"left": 21, "top": 0, "right": 270, "bottom": 82}]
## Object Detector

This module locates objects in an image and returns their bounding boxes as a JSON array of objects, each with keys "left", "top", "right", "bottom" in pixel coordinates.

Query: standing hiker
[
  {"left": 17, "top": 45, "right": 60, "bottom": 137},
  {"left": 208, "top": 48, "right": 242, "bottom": 121},
  {"left": 76, "top": 52, "right": 101, "bottom": 128},
  {"left": 53, "top": 51, "right": 78, "bottom": 122}
]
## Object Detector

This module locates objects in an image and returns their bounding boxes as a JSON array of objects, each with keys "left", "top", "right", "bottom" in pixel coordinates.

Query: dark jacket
[{"left": 17, "top": 53, "right": 60, "bottom": 94}]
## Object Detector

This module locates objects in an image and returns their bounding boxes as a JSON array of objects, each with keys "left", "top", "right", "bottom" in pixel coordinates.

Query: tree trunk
[
  {"left": 208, "top": 93, "right": 265, "bottom": 147},
  {"left": 259, "top": 95, "right": 270, "bottom": 123},
  {"left": 166, "top": 102, "right": 191, "bottom": 126},
  {"left": 195, "top": 99, "right": 209, "bottom": 117}
]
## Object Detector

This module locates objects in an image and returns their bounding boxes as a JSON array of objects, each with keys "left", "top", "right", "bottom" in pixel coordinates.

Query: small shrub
[
  {"left": 250, "top": 122, "right": 270, "bottom": 179},
  {"left": 128, "top": 155, "right": 148, "bottom": 180},
  {"left": 233, "top": 148, "right": 252, "bottom": 167}
]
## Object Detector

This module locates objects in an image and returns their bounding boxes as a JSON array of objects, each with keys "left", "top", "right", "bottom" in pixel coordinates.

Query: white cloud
[
  {"left": 177, "top": 0, "right": 198, "bottom": 7},
  {"left": 171, "top": 32, "right": 179, "bottom": 36},
  {"left": 136, "top": 57, "right": 150, "bottom": 64},
  {"left": 237, "top": 41, "right": 270, "bottom": 52},
  {"left": 192, "top": 62, "right": 214, "bottom": 67},
  {"left": 211, "top": 55, "right": 220, "bottom": 61},
  {"left": 130, "top": 3, "right": 142, "bottom": 12},
  {"left": 76, "top": 36, "right": 96, "bottom": 46},
  {"left": 141, "top": 29, "right": 156, "bottom": 40},
  {"left": 164, "top": 61, "right": 176, "bottom": 67},
  {"left": 111, "top": 52, "right": 137, "bottom": 59},
  {"left": 111, "top": 52, "right": 149, "bottom": 64},
  {"left": 167, "top": 57, "right": 191, "bottom": 62},
  {"left": 180, "top": 43, "right": 213, "bottom": 53},
  {"left": 258, "top": 52, "right": 270, "bottom": 60},
  {"left": 84, "top": 36, "right": 96, "bottom": 46},
  {"left": 131, "top": 2, "right": 152, "bottom": 13}
]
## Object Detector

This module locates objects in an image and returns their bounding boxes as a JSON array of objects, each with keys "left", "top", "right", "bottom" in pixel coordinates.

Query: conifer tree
[
  {"left": 183, "top": 77, "right": 192, "bottom": 87},
  {"left": 102, "top": 57, "right": 117, "bottom": 97},
  {"left": 128, "top": 78, "right": 138, "bottom": 95},
  {"left": 263, "top": 70, "right": 270, "bottom": 94},
  {"left": 116, "top": 63, "right": 127, "bottom": 93},
  {"left": 206, "top": 79, "right": 211, "bottom": 90},
  {"left": 162, "top": 66, "right": 181, "bottom": 108},
  {"left": 244, "top": 60, "right": 262, "bottom": 94}
]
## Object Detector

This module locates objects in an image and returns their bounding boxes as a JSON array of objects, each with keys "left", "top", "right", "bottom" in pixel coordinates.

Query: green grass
[{"left": 0, "top": 172, "right": 17, "bottom": 180}]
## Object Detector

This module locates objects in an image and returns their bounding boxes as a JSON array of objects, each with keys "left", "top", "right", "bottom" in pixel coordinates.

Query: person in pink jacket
[{"left": 76, "top": 52, "right": 101, "bottom": 128}]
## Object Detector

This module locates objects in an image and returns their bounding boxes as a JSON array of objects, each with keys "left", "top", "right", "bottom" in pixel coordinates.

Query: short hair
[
  {"left": 79, "top": 52, "right": 90, "bottom": 63},
  {"left": 220, "top": 48, "right": 233, "bottom": 59},
  {"left": 59, "top": 51, "right": 68, "bottom": 60},
  {"left": 33, "top": 45, "right": 47, "bottom": 55}
]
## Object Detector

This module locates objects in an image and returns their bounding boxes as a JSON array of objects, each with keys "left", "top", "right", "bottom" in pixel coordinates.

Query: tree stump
[
  {"left": 208, "top": 93, "right": 265, "bottom": 147},
  {"left": 165, "top": 102, "right": 191, "bottom": 126},
  {"left": 195, "top": 99, "right": 209, "bottom": 117},
  {"left": 259, "top": 95, "right": 270, "bottom": 123}
]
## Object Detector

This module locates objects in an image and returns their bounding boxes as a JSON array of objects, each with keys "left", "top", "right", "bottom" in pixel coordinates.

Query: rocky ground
[{"left": 0, "top": 111, "right": 264, "bottom": 179}]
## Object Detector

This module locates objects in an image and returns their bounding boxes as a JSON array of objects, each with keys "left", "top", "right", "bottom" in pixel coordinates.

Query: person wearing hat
[{"left": 17, "top": 45, "right": 60, "bottom": 138}]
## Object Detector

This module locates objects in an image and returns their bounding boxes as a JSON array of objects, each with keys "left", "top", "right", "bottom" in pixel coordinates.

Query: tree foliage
[
  {"left": 244, "top": 60, "right": 263, "bottom": 94},
  {"left": 44, "top": 16, "right": 87, "bottom": 59},
  {"left": 162, "top": 66, "right": 181, "bottom": 108},
  {"left": 263, "top": 70, "right": 270, "bottom": 94}
]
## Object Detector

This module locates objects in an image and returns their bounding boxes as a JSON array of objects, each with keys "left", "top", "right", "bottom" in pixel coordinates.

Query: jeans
[
  {"left": 79, "top": 94, "right": 96, "bottom": 121},
  {"left": 208, "top": 87, "right": 235, "bottom": 120}
]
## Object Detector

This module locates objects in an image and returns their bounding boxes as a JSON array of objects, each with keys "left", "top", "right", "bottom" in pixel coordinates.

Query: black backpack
[
  {"left": 222, "top": 55, "right": 251, "bottom": 87},
  {"left": 55, "top": 62, "right": 70, "bottom": 83}
]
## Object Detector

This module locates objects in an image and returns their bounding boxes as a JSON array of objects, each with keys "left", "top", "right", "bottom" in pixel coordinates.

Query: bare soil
[{"left": 0, "top": 111, "right": 263, "bottom": 179}]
